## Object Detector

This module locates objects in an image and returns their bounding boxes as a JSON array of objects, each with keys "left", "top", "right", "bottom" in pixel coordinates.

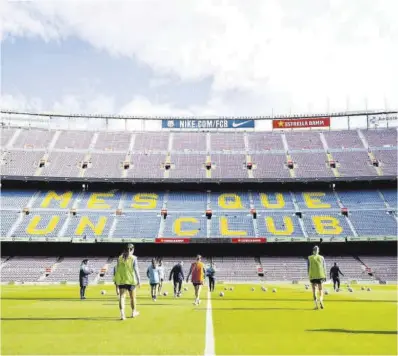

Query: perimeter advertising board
[
  {"left": 273, "top": 117, "right": 330, "bottom": 129},
  {"left": 162, "top": 119, "right": 255, "bottom": 129}
]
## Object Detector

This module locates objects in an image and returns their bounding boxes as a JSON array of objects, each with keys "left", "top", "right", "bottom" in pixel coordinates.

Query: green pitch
[{"left": 1, "top": 283, "right": 397, "bottom": 355}]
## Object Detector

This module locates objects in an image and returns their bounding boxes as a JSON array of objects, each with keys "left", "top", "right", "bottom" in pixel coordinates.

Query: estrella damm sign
[
  {"left": 162, "top": 119, "right": 255, "bottom": 129},
  {"left": 273, "top": 118, "right": 330, "bottom": 129}
]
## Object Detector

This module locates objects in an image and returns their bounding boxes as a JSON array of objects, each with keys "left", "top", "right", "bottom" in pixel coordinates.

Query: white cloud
[{"left": 1, "top": 0, "right": 398, "bottom": 114}]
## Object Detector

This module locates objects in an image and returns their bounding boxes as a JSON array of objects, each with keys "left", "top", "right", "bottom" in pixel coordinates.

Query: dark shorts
[
  {"left": 118, "top": 284, "right": 136, "bottom": 292},
  {"left": 332, "top": 276, "right": 340, "bottom": 281},
  {"left": 150, "top": 283, "right": 159, "bottom": 287},
  {"left": 160, "top": 279, "right": 164, "bottom": 283},
  {"left": 193, "top": 282, "right": 204, "bottom": 286},
  {"left": 310, "top": 278, "right": 326, "bottom": 285}
]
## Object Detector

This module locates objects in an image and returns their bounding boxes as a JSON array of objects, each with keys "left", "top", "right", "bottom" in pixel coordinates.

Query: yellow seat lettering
[
  {"left": 220, "top": 217, "right": 247, "bottom": 236},
  {"left": 312, "top": 216, "right": 343, "bottom": 235},
  {"left": 218, "top": 193, "right": 244, "bottom": 209},
  {"left": 131, "top": 193, "right": 158, "bottom": 209},
  {"left": 266, "top": 216, "right": 294, "bottom": 235},
  {"left": 75, "top": 216, "right": 107, "bottom": 236},
  {"left": 41, "top": 191, "right": 72, "bottom": 208},
  {"left": 87, "top": 193, "right": 114, "bottom": 209},
  {"left": 260, "top": 193, "right": 285, "bottom": 209},
  {"left": 174, "top": 217, "right": 199, "bottom": 236},
  {"left": 303, "top": 192, "right": 331, "bottom": 209},
  {"left": 26, "top": 215, "right": 60, "bottom": 235}
]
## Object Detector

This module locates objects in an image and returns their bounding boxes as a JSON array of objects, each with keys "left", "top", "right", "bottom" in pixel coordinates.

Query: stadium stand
[
  {"left": 1, "top": 188, "right": 396, "bottom": 240},
  {"left": 0, "top": 257, "right": 58, "bottom": 282},
  {"left": 42, "top": 152, "right": 84, "bottom": 177},
  {"left": 291, "top": 152, "right": 334, "bottom": 178},
  {"left": 251, "top": 154, "right": 291, "bottom": 178},
  {"left": 323, "top": 130, "right": 365, "bottom": 149},
  {"left": 1, "top": 255, "right": 395, "bottom": 283},
  {"left": 358, "top": 256, "right": 397, "bottom": 281},
  {"left": 374, "top": 149, "right": 398, "bottom": 176},
  {"left": 362, "top": 129, "right": 397, "bottom": 148},
  {"left": 1, "top": 127, "right": 396, "bottom": 180},
  {"left": 285, "top": 132, "right": 324, "bottom": 150},
  {"left": 172, "top": 132, "right": 207, "bottom": 152},
  {"left": 127, "top": 154, "right": 165, "bottom": 178},
  {"left": 247, "top": 132, "right": 284, "bottom": 151},
  {"left": 1, "top": 151, "right": 44, "bottom": 176},
  {"left": 169, "top": 154, "right": 207, "bottom": 179},
  {"left": 94, "top": 131, "right": 131, "bottom": 152},
  {"left": 332, "top": 151, "right": 377, "bottom": 177}
]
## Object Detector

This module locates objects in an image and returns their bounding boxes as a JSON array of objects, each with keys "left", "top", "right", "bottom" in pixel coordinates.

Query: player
[
  {"left": 330, "top": 262, "right": 344, "bottom": 291},
  {"left": 206, "top": 262, "right": 216, "bottom": 292},
  {"left": 186, "top": 255, "right": 206, "bottom": 305},
  {"left": 113, "top": 244, "right": 141, "bottom": 320},
  {"left": 79, "top": 259, "right": 94, "bottom": 300},
  {"left": 147, "top": 258, "right": 160, "bottom": 301},
  {"left": 307, "top": 246, "right": 327, "bottom": 310},
  {"left": 157, "top": 259, "right": 165, "bottom": 295},
  {"left": 169, "top": 261, "right": 184, "bottom": 297}
]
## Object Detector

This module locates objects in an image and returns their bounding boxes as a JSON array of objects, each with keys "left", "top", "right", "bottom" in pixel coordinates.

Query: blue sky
[{"left": 1, "top": 0, "right": 397, "bottom": 117}]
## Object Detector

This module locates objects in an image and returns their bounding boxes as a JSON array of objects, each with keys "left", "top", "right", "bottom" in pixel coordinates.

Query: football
[
  {"left": 163, "top": 291, "right": 168, "bottom": 296},
  {"left": 272, "top": 288, "right": 277, "bottom": 293},
  {"left": 219, "top": 292, "right": 224, "bottom": 297},
  {"left": 100, "top": 290, "right": 106, "bottom": 295}
]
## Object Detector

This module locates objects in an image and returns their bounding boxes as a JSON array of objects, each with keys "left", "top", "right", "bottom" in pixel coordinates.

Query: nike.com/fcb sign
[{"left": 162, "top": 119, "right": 255, "bottom": 129}]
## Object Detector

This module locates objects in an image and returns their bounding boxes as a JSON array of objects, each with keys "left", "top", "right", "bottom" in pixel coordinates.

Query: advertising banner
[
  {"left": 155, "top": 238, "right": 191, "bottom": 243},
  {"left": 162, "top": 119, "right": 255, "bottom": 129},
  {"left": 273, "top": 117, "right": 330, "bottom": 129},
  {"left": 1, "top": 237, "right": 30, "bottom": 242},
  {"left": 321, "top": 237, "right": 346, "bottom": 243},
  {"left": 231, "top": 238, "right": 266, "bottom": 243},
  {"left": 1, "top": 237, "right": 71, "bottom": 242},
  {"left": 72, "top": 238, "right": 95, "bottom": 244},
  {"left": 265, "top": 237, "right": 290, "bottom": 243},
  {"left": 110, "top": 238, "right": 155, "bottom": 243}
]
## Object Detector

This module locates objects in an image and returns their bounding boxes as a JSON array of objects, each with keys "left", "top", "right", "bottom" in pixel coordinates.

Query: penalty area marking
[{"left": 204, "top": 289, "right": 215, "bottom": 356}]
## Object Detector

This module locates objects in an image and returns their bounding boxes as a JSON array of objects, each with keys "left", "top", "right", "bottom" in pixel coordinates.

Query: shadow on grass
[
  {"left": 1, "top": 297, "right": 397, "bottom": 304},
  {"left": 102, "top": 303, "right": 175, "bottom": 306},
  {"left": 307, "top": 328, "right": 398, "bottom": 335},
  {"left": 199, "top": 307, "right": 311, "bottom": 311},
  {"left": 1, "top": 316, "right": 120, "bottom": 321},
  {"left": 0, "top": 296, "right": 186, "bottom": 302}
]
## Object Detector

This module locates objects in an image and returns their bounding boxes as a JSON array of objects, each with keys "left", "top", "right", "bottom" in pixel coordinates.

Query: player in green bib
[
  {"left": 307, "top": 245, "right": 327, "bottom": 310},
  {"left": 113, "top": 244, "right": 141, "bottom": 320}
]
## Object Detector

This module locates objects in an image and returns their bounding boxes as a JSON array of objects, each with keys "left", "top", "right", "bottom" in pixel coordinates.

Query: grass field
[{"left": 1, "top": 283, "right": 397, "bottom": 355}]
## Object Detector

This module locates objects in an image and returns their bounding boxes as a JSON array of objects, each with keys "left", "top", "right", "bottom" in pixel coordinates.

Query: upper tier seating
[{"left": 1, "top": 128, "right": 396, "bottom": 180}]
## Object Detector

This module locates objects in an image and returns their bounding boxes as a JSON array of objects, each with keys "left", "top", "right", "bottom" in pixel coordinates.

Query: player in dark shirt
[
  {"left": 330, "top": 262, "right": 344, "bottom": 291},
  {"left": 169, "top": 261, "right": 185, "bottom": 297}
]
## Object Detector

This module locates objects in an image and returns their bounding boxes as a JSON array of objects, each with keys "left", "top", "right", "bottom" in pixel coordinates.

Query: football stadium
[{"left": 1, "top": 110, "right": 397, "bottom": 355}]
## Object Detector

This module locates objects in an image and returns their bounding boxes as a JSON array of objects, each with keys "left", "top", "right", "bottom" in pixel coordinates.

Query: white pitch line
[{"left": 204, "top": 289, "right": 215, "bottom": 356}]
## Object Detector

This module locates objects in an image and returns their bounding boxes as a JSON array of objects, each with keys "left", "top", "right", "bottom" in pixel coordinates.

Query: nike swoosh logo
[{"left": 232, "top": 120, "right": 252, "bottom": 128}]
